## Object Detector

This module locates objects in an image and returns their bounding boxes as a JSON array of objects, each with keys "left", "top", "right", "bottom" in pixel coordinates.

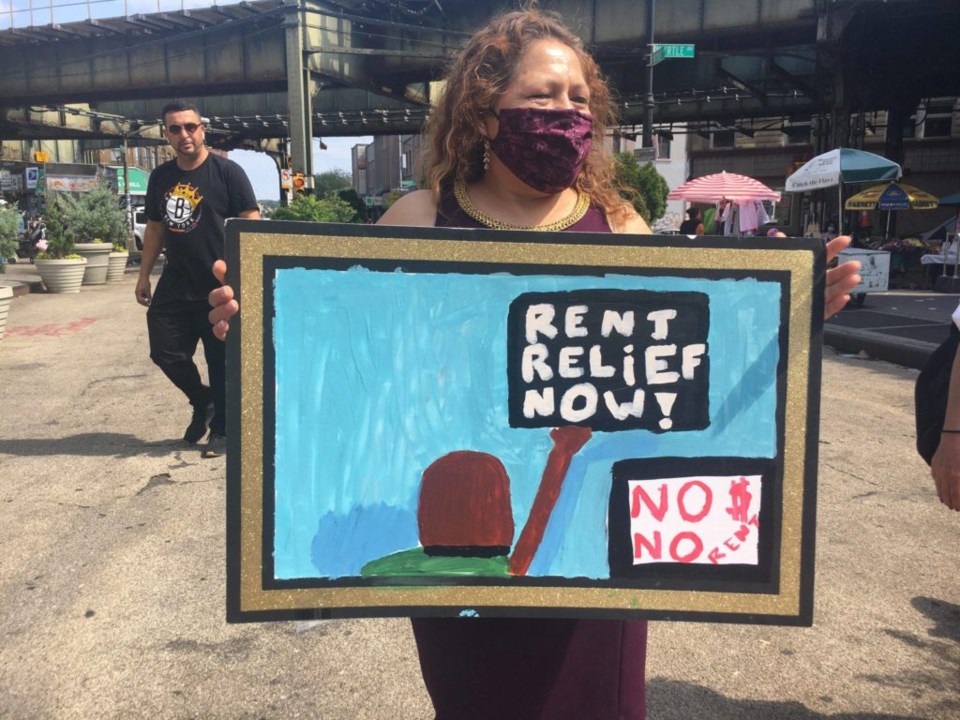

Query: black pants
[{"left": 147, "top": 301, "right": 225, "bottom": 436}]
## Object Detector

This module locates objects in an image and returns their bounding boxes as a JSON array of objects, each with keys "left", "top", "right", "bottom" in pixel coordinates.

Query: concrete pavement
[
  {"left": 825, "top": 291, "right": 959, "bottom": 370},
  {"left": 0, "top": 264, "right": 957, "bottom": 719}
]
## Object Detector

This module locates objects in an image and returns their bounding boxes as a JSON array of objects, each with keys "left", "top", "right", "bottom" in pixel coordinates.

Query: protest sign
[{"left": 225, "top": 222, "right": 824, "bottom": 625}]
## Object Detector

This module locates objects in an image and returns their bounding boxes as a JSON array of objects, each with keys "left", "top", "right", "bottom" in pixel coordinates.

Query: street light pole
[
  {"left": 121, "top": 134, "right": 133, "bottom": 234},
  {"left": 643, "top": 0, "right": 656, "bottom": 150}
]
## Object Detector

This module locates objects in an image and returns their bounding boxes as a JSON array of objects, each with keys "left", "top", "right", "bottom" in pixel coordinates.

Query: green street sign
[{"left": 652, "top": 43, "right": 695, "bottom": 65}]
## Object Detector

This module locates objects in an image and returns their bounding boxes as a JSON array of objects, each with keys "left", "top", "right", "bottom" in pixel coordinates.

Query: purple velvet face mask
[{"left": 488, "top": 107, "right": 593, "bottom": 194}]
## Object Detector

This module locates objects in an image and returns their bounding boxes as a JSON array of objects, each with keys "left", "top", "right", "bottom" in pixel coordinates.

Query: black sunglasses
[{"left": 166, "top": 122, "right": 202, "bottom": 135}]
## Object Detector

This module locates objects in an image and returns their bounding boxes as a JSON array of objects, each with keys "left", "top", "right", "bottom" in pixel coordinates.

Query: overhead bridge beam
[
  {"left": 0, "top": 1, "right": 293, "bottom": 106},
  {"left": 2, "top": 0, "right": 957, "bottom": 172}
]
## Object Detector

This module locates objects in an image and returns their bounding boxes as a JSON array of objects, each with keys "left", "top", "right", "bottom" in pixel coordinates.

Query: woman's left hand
[{"left": 824, "top": 236, "right": 860, "bottom": 320}]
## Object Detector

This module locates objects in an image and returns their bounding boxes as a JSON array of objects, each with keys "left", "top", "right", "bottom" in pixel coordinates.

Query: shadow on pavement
[
  {"left": 912, "top": 596, "right": 960, "bottom": 642},
  {"left": 647, "top": 679, "right": 924, "bottom": 720},
  {"left": 0, "top": 432, "right": 193, "bottom": 458}
]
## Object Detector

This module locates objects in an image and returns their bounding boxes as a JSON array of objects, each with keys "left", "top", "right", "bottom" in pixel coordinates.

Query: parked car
[{"left": 131, "top": 206, "right": 147, "bottom": 251}]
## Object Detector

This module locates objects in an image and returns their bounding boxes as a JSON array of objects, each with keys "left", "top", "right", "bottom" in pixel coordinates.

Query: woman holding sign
[{"left": 210, "top": 7, "right": 860, "bottom": 719}]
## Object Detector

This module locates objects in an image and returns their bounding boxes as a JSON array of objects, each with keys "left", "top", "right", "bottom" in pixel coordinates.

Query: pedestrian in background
[
  {"left": 135, "top": 101, "right": 260, "bottom": 458},
  {"left": 679, "top": 207, "right": 704, "bottom": 235}
]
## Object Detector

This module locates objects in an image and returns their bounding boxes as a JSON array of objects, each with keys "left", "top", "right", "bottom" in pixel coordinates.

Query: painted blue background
[{"left": 272, "top": 266, "right": 782, "bottom": 580}]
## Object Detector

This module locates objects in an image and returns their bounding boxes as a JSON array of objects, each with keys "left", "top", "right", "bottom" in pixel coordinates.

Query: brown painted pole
[{"left": 509, "top": 426, "right": 592, "bottom": 576}]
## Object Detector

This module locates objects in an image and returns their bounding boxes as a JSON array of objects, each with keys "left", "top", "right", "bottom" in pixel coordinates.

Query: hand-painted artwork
[{"left": 226, "top": 222, "right": 824, "bottom": 626}]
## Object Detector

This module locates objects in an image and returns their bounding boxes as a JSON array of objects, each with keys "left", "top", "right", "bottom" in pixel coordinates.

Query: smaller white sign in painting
[{"left": 627, "top": 474, "right": 761, "bottom": 565}]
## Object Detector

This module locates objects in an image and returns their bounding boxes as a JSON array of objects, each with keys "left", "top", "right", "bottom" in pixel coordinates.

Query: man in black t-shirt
[{"left": 136, "top": 101, "right": 260, "bottom": 458}]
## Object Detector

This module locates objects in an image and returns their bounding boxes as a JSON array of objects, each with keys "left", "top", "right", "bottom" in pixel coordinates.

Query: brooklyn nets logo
[{"left": 164, "top": 182, "right": 204, "bottom": 232}]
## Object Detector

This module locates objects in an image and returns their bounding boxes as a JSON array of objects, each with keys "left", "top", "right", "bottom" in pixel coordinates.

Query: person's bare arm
[
  {"left": 610, "top": 204, "right": 652, "bottom": 235},
  {"left": 377, "top": 190, "right": 438, "bottom": 226},
  {"left": 931, "top": 346, "right": 960, "bottom": 511},
  {"left": 135, "top": 220, "right": 165, "bottom": 306}
]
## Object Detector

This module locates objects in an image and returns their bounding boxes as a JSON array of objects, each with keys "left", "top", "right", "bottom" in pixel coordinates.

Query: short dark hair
[
  {"left": 160, "top": 101, "right": 202, "bottom": 125},
  {"left": 686, "top": 208, "right": 701, "bottom": 218}
]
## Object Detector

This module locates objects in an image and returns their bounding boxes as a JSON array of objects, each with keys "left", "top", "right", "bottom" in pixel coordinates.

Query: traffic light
[{"left": 292, "top": 173, "right": 306, "bottom": 194}]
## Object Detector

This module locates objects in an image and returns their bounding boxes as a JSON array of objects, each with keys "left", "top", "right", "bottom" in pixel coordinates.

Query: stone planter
[
  {"left": 74, "top": 242, "right": 112, "bottom": 285},
  {"left": 0, "top": 285, "right": 12, "bottom": 340},
  {"left": 35, "top": 257, "right": 87, "bottom": 294},
  {"left": 106, "top": 251, "right": 129, "bottom": 282}
]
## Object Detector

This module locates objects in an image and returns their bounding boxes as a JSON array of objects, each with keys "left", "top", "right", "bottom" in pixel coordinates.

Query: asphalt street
[{"left": 0, "top": 265, "right": 957, "bottom": 719}]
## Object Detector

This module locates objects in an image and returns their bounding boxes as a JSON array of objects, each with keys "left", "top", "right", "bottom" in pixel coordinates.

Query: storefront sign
[{"left": 46, "top": 176, "right": 99, "bottom": 192}]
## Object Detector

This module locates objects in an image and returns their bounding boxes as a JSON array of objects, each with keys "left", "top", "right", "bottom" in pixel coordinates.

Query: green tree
[
  {"left": 270, "top": 194, "right": 358, "bottom": 223},
  {"left": 336, "top": 188, "right": 364, "bottom": 222},
  {"left": 66, "top": 182, "right": 128, "bottom": 246},
  {"left": 39, "top": 194, "right": 76, "bottom": 259},
  {"left": 0, "top": 204, "right": 21, "bottom": 269},
  {"left": 614, "top": 153, "right": 669, "bottom": 223},
  {"left": 312, "top": 169, "right": 352, "bottom": 196}
]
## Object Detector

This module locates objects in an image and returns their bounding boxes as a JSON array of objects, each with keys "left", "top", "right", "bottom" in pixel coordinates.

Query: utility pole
[
  {"left": 121, "top": 134, "right": 133, "bottom": 234},
  {"left": 643, "top": 0, "right": 656, "bottom": 150}
]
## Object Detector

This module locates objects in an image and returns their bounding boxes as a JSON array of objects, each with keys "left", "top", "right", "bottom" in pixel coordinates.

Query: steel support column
[{"left": 285, "top": 2, "right": 313, "bottom": 192}]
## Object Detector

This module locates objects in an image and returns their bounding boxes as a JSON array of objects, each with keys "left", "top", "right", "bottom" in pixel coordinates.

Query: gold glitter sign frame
[{"left": 225, "top": 221, "right": 824, "bottom": 626}]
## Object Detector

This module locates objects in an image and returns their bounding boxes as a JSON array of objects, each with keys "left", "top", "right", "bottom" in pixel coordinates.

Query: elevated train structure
[{"left": 0, "top": 0, "right": 957, "bottom": 191}]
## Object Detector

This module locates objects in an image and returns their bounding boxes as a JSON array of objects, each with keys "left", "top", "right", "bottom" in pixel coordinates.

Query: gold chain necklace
[{"left": 453, "top": 179, "right": 589, "bottom": 231}]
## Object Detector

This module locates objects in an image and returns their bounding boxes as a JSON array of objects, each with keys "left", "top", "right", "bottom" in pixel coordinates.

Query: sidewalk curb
[{"left": 824, "top": 325, "right": 937, "bottom": 371}]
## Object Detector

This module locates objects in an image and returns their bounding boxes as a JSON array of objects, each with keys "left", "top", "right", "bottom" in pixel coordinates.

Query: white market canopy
[{"left": 784, "top": 148, "right": 902, "bottom": 192}]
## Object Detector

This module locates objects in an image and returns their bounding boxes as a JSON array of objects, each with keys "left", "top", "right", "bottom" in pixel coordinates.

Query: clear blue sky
[{"left": 231, "top": 136, "right": 373, "bottom": 201}]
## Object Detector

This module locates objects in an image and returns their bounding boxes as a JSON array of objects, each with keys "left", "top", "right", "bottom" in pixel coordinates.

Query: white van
[{"left": 132, "top": 206, "right": 147, "bottom": 251}]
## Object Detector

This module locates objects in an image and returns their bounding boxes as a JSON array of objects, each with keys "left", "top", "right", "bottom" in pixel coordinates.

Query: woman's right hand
[{"left": 209, "top": 259, "right": 238, "bottom": 341}]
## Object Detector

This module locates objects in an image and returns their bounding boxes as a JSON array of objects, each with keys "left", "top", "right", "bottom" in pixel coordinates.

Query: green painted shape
[{"left": 360, "top": 548, "right": 510, "bottom": 577}]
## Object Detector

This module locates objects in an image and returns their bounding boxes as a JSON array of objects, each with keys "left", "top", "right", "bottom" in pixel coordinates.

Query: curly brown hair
[{"left": 420, "top": 7, "right": 632, "bottom": 225}]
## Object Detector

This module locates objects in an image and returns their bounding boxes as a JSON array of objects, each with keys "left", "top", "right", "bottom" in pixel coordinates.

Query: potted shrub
[
  {"left": 70, "top": 183, "right": 127, "bottom": 285},
  {"left": 0, "top": 284, "right": 11, "bottom": 340},
  {"left": 34, "top": 195, "right": 87, "bottom": 294},
  {"left": 106, "top": 241, "right": 129, "bottom": 283},
  {"left": 0, "top": 203, "right": 19, "bottom": 339},
  {"left": 0, "top": 202, "right": 20, "bottom": 274}
]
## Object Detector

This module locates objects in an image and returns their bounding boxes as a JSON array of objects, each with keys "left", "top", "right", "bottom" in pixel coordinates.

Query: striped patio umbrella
[
  {"left": 668, "top": 171, "right": 781, "bottom": 204},
  {"left": 844, "top": 181, "right": 939, "bottom": 211}
]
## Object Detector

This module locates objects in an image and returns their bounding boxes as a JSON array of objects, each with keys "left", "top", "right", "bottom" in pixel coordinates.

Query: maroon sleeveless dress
[{"left": 409, "top": 191, "right": 649, "bottom": 720}]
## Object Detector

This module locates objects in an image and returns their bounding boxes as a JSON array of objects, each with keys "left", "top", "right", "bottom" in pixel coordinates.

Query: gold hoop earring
[{"left": 483, "top": 138, "right": 491, "bottom": 171}]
